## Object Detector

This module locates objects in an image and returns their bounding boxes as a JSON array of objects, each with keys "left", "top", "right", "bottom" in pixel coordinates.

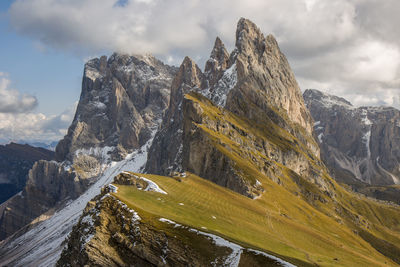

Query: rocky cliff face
[
  {"left": 56, "top": 54, "right": 177, "bottom": 161},
  {"left": 304, "top": 89, "right": 400, "bottom": 186},
  {"left": 0, "top": 54, "right": 177, "bottom": 241},
  {"left": 145, "top": 57, "right": 203, "bottom": 174},
  {"left": 225, "top": 19, "right": 315, "bottom": 140},
  {"left": 0, "top": 143, "right": 54, "bottom": 204},
  {"left": 147, "top": 18, "right": 320, "bottom": 198}
]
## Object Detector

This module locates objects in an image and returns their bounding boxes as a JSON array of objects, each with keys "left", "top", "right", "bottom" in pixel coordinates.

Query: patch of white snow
[
  {"left": 201, "top": 63, "right": 237, "bottom": 107},
  {"left": 0, "top": 126, "right": 160, "bottom": 267},
  {"left": 318, "top": 133, "right": 324, "bottom": 143},
  {"left": 158, "top": 218, "right": 294, "bottom": 267},
  {"left": 139, "top": 176, "right": 168, "bottom": 195}
]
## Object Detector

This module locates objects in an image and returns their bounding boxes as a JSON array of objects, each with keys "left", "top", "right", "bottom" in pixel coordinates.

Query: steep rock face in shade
[
  {"left": 145, "top": 57, "right": 204, "bottom": 175},
  {"left": 146, "top": 18, "right": 320, "bottom": 198},
  {"left": 0, "top": 143, "right": 54, "bottom": 204},
  {"left": 56, "top": 54, "right": 177, "bottom": 161},
  {"left": 0, "top": 160, "right": 80, "bottom": 240},
  {"left": 304, "top": 89, "right": 400, "bottom": 185},
  {"left": 0, "top": 54, "right": 177, "bottom": 241}
]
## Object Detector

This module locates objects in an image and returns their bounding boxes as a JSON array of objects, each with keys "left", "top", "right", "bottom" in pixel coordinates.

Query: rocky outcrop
[
  {"left": 145, "top": 57, "right": 204, "bottom": 175},
  {"left": 304, "top": 89, "right": 400, "bottom": 185},
  {"left": 57, "top": 187, "right": 285, "bottom": 267},
  {"left": 0, "top": 54, "right": 177, "bottom": 241},
  {"left": 56, "top": 54, "right": 177, "bottom": 161},
  {"left": 0, "top": 160, "right": 80, "bottom": 240},
  {"left": 0, "top": 143, "right": 54, "bottom": 204},
  {"left": 226, "top": 19, "right": 314, "bottom": 136},
  {"left": 146, "top": 18, "right": 321, "bottom": 198},
  {"left": 181, "top": 92, "right": 329, "bottom": 198}
]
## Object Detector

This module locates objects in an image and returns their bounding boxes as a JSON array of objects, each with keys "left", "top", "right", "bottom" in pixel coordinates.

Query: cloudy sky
[{"left": 1, "top": 0, "right": 400, "bottom": 144}]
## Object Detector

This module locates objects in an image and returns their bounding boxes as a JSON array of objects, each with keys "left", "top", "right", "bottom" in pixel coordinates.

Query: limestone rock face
[
  {"left": 0, "top": 160, "right": 82, "bottom": 240},
  {"left": 225, "top": 18, "right": 317, "bottom": 155},
  {"left": 0, "top": 143, "right": 54, "bottom": 204},
  {"left": 0, "top": 54, "right": 176, "bottom": 241},
  {"left": 304, "top": 89, "right": 400, "bottom": 185},
  {"left": 181, "top": 94, "right": 264, "bottom": 198},
  {"left": 204, "top": 37, "right": 230, "bottom": 93},
  {"left": 56, "top": 54, "right": 177, "bottom": 161},
  {"left": 145, "top": 57, "right": 204, "bottom": 174},
  {"left": 146, "top": 18, "right": 320, "bottom": 198},
  {"left": 181, "top": 92, "right": 329, "bottom": 199}
]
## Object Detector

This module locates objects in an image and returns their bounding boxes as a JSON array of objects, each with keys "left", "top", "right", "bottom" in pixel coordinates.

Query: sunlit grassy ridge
[
  {"left": 114, "top": 172, "right": 397, "bottom": 266},
  {"left": 112, "top": 92, "right": 400, "bottom": 266}
]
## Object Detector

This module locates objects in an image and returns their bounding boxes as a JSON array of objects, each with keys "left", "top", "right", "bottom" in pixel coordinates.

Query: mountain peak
[
  {"left": 204, "top": 37, "right": 230, "bottom": 94},
  {"left": 236, "top": 18, "right": 261, "bottom": 39},
  {"left": 303, "top": 89, "right": 353, "bottom": 109},
  {"left": 174, "top": 56, "right": 204, "bottom": 90},
  {"left": 205, "top": 37, "right": 229, "bottom": 71},
  {"left": 235, "top": 18, "right": 264, "bottom": 52}
]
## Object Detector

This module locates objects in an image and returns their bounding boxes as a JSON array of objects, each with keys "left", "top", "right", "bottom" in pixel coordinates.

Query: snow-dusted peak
[{"left": 303, "top": 89, "right": 354, "bottom": 109}]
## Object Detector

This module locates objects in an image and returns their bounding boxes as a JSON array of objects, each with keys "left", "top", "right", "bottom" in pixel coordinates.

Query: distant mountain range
[
  {"left": 304, "top": 88, "right": 400, "bottom": 204},
  {"left": 0, "top": 141, "right": 59, "bottom": 151}
]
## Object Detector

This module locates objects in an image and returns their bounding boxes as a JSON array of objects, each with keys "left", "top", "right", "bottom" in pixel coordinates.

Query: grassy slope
[
  {"left": 112, "top": 93, "right": 400, "bottom": 266},
  {"left": 113, "top": 172, "right": 396, "bottom": 267}
]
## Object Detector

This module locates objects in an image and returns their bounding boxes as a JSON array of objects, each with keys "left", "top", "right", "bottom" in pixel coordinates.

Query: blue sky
[
  {"left": 0, "top": 0, "right": 399, "bottom": 144},
  {"left": 0, "top": 1, "right": 82, "bottom": 116}
]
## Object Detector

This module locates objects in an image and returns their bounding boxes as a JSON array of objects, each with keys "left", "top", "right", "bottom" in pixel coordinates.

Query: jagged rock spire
[
  {"left": 205, "top": 37, "right": 230, "bottom": 74},
  {"left": 227, "top": 18, "right": 315, "bottom": 143},
  {"left": 203, "top": 37, "right": 230, "bottom": 94},
  {"left": 145, "top": 56, "right": 204, "bottom": 175},
  {"left": 168, "top": 56, "right": 204, "bottom": 124}
]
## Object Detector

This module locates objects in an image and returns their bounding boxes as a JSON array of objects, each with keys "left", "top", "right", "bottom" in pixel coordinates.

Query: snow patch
[
  {"left": 361, "top": 109, "right": 372, "bottom": 158},
  {"left": 140, "top": 176, "right": 168, "bottom": 194},
  {"left": 247, "top": 249, "right": 296, "bottom": 267},
  {"left": 376, "top": 157, "right": 400, "bottom": 184},
  {"left": 318, "top": 133, "right": 324, "bottom": 143},
  {"left": 85, "top": 68, "right": 103, "bottom": 81},
  {"left": 0, "top": 126, "right": 159, "bottom": 267},
  {"left": 74, "top": 146, "right": 114, "bottom": 162},
  {"left": 107, "top": 184, "right": 118, "bottom": 193},
  {"left": 158, "top": 218, "right": 294, "bottom": 267},
  {"left": 202, "top": 63, "right": 237, "bottom": 107},
  {"left": 90, "top": 101, "right": 107, "bottom": 110},
  {"left": 159, "top": 218, "right": 182, "bottom": 228},
  {"left": 312, "top": 90, "right": 354, "bottom": 110}
]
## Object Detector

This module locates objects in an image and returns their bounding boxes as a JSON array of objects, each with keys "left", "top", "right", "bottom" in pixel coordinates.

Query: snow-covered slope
[{"left": 0, "top": 129, "right": 157, "bottom": 267}]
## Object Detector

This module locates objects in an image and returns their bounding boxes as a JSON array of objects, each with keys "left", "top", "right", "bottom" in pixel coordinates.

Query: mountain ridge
[
  {"left": 1, "top": 18, "right": 400, "bottom": 267},
  {"left": 304, "top": 88, "right": 400, "bottom": 186}
]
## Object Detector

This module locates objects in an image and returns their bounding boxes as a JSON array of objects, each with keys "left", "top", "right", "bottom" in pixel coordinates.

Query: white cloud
[
  {"left": 0, "top": 102, "right": 77, "bottom": 144},
  {"left": 0, "top": 73, "right": 38, "bottom": 113},
  {"left": 350, "top": 41, "right": 400, "bottom": 83},
  {"left": 7, "top": 0, "right": 400, "bottom": 108}
]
